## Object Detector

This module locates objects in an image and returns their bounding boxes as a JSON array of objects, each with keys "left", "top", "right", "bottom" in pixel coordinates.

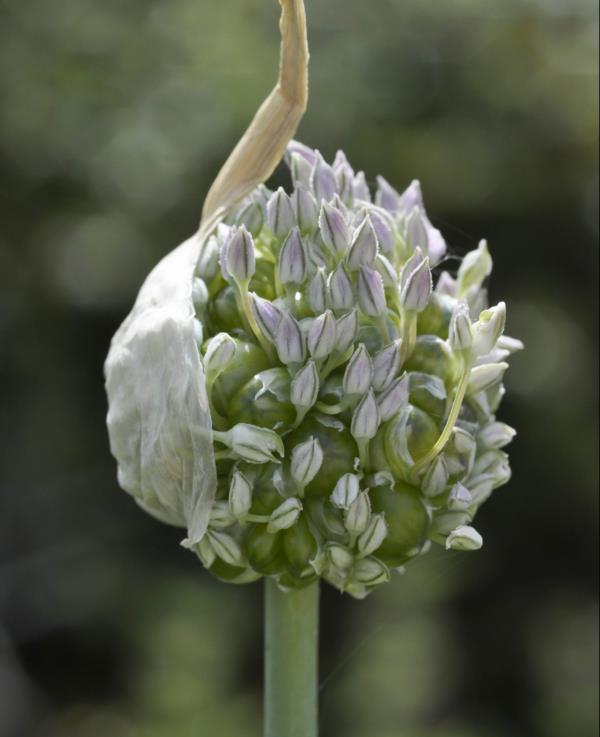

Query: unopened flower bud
[
  {"left": 448, "top": 482, "right": 473, "bottom": 510},
  {"left": 368, "top": 207, "right": 395, "bottom": 253},
  {"left": 377, "top": 374, "right": 409, "bottom": 422},
  {"left": 227, "top": 423, "right": 284, "bottom": 464},
  {"left": 375, "top": 176, "right": 401, "bottom": 213},
  {"left": 291, "top": 437, "right": 323, "bottom": 488},
  {"left": 352, "top": 557, "right": 390, "bottom": 585},
  {"left": 404, "top": 206, "right": 429, "bottom": 252},
  {"left": 292, "top": 184, "right": 319, "bottom": 232},
  {"left": 335, "top": 161, "right": 355, "bottom": 204},
  {"left": 343, "top": 344, "right": 373, "bottom": 395},
  {"left": 372, "top": 341, "right": 402, "bottom": 391},
  {"left": 225, "top": 226, "right": 255, "bottom": 283},
  {"left": 326, "top": 543, "right": 354, "bottom": 571},
  {"left": 330, "top": 473, "right": 361, "bottom": 509},
  {"left": 357, "top": 513, "right": 388, "bottom": 556},
  {"left": 445, "top": 525, "right": 483, "bottom": 551},
  {"left": 374, "top": 253, "right": 398, "bottom": 289},
  {"left": 278, "top": 227, "right": 308, "bottom": 285},
  {"left": 193, "top": 536, "right": 216, "bottom": 568},
  {"left": 319, "top": 202, "right": 349, "bottom": 256},
  {"left": 250, "top": 293, "right": 282, "bottom": 341},
  {"left": 207, "top": 530, "right": 245, "bottom": 567},
  {"left": 472, "top": 302, "right": 506, "bottom": 356},
  {"left": 422, "top": 455, "right": 449, "bottom": 497},
  {"left": 204, "top": 333, "right": 236, "bottom": 374},
  {"left": 328, "top": 263, "right": 355, "bottom": 311},
  {"left": 448, "top": 302, "right": 473, "bottom": 351},
  {"left": 229, "top": 468, "right": 253, "bottom": 519},
  {"left": 345, "top": 491, "right": 371, "bottom": 535},
  {"left": 478, "top": 422, "right": 516, "bottom": 450},
  {"left": 209, "top": 501, "right": 236, "bottom": 529},
  {"left": 468, "top": 362, "right": 509, "bottom": 394},
  {"left": 358, "top": 266, "right": 386, "bottom": 317},
  {"left": 351, "top": 389, "right": 380, "bottom": 440},
  {"left": 308, "top": 310, "right": 337, "bottom": 359},
  {"left": 289, "top": 152, "right": 312, "bottom": 188},
  {"left": 267, "top": 187, "right": 295, "bottom": 238},
  {"left": 436, "top": 271, "right": 458, "bottom": 297},
  {"left": 457, "top": 240, "right": 492, "bottom": 298},
  {"left": 347, "top": 217, "right": 378, "bottom": 270},
  {"left": 276, "top": 312, "right": 307, "bottom": 365},
  {"left": 308, "top": 268, "right": 328, "bottom": 313},
  {"left": 291, "top": 360, "right": 319, "bottom": 409},
  {"left": 334, "top": 309, "right": 358, "bottom": 354},
  {"left": 192, "top": 277, "right": 209, "bottom": 310},
  {"left": 400, "top": 256, "right": 432, "bottom": 312},
  {"left": 267, "top": 498, "right": 303, "bottom": 533},
  {"left": 236, "top": 200, "right": 263, "bottom": 237},
  {"left": 353, "top": 171, "right": 371, "bottom": 201},
  {"left": 197, "top": 234, "right": 220, "bottom": 280},
  {"left": 311, "top": 152, "right": 337, "bottom": 202}
]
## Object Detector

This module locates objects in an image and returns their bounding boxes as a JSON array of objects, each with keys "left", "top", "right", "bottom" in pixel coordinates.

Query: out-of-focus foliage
[{"left": 0, "top": 1, "right": 597, "bottom": 736}]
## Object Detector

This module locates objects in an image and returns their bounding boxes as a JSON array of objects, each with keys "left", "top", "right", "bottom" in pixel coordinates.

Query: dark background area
[{"left": 0, "top": 1, "right": 598, "bottom": 736}]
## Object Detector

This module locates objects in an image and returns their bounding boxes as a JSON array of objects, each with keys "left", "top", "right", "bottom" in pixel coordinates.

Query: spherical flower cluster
[{"left": 156, "top": 141, "right": 520, "bottom": 598}]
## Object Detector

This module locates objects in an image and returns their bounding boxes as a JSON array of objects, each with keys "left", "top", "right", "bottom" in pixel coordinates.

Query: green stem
[{"left": 264, "top": 579, "right": 319, "bottom": 737}]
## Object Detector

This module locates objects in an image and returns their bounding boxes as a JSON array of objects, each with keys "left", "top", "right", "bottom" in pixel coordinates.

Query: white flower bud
[
  {"left": 193, "top": 536, "right": 216, "bottom": 568},
  {"left": 468, "top": 362, "right": 509, "bottom": 394},
  {"left": 472, "top": 302, "right": 506, "bottom": 356},
  {"left": 374, "top": 253, "right": 398, "bottom": 289},
  {"left": 229, "top": 468, "right": 253, "bottom": 520},
  {"left": 308, "top": 310, "right": 337, "bottom": 359},
  {"left": 227, "top": 423, "right": 284, "bottom": 464},
  {"left": 368, "top": 207, "right": 395, "bottom": 253},
  {"left": 404, "top": 206, "right": 429, "bottom": 252},
  {"left": 330, "top": 473, "right": 361, "bottom": 509},
  {"left": 290, "top": 437, "right": 323, "bottom": 487},
  {"left": 445, "top": 525, "right": 483, "bottom": 551},
  {"left": 308, "top": 268, "right": 328, "bottom": 313},
  {"left": 207, "top": 530, "right": 245, "bottom": 567},
  {"left": 276, "top": 312, "right": 307, "bottom": 365},
  {"left": 334, "top": 309, "right": 358, "bottom": 354},
  {"left": 422, "top": 455, "right": 449, "bottom": 497},
  {"left": 457, "top": 240, "right": 492, "bottom": 297},
  {"left": 478, "top": 422, "right": 516, "bottom": 450},
  {"left": 311, "top": 151, "right": 337, "bottom": 202},
  {"left": 347, "top": 217, "right": 378, "bottom": 270},
  {"left": 372, "top": 341, "right": 402, "bottom": 391},
  {"left": 319, "top": 202, "right": 349, "bottom": 256},
  {"left": 344, "top": 491, "right": 371, "bottom": 535},
  {"left": 236, "top": 200, "right": 264, "bottom": 237},
  {"left": 326, "top": 543, "right": 354, "bottom": 571},
  {"left": 375, "top": 175, "right": 401, "bottom": 213},
  {"left": 204, "top": 332, "right": 236, "bottom": 374},
  {"left": 278, "top": 227, "right": 308, "bottom": 285},
  {"left": 225, "top": 226, "right": 255, "bottom": 283},
  {"left": 192, "top": 277, "right": 209, "bottom": 310},
  {"left": 353, "top": 171, "right": 371, "bottom": 202},
  {"left": 209, "top": 501, "right": 236, "bottom": 529},
  {"left": 357, "top": 266, "right": 386, "bottom": 317},
  {"left": 267, "top": 187, "right": 295, "bottom": 238},
  {"left": 352, "top": 557, "right": 390, "bottom": 585},
  {"left": 292, "top": 184, "right": 319, "bottom": 232},
  {"left": 289, "top": 151, "right": 313, "bottom": 188},
  {"left": 250, "top": 293, "right": 282, "bottom": 341},
  {"left": 267, "top": 497, "right": 303, "bottom": 533},
  {"left": 328, "top": 263, "right": 355, "bottom": 310},
  {"left": 357, "top": 513, "right": 388, "bottom": 556},
  {"left": 351, "top": 388, "right": 380, "bottom": 440},
  {"left": 448, "top": 482, "right": 473, "bottom": 511},
  {"left": 377, "top": 373, "right": 409, "bottom": 422},
  {"left": 400, "top": 255, "right": 432, "bottom": 312},
  {"left": 343, "top": 344, "right": 373, "bottom": 395},
  {"left": 291, "top": 360, "right": 319, "bottom": 409},
  {"left": 196, "top": 234, "right": 220, "bottom": 280},
  {"left": 436, "top": 271, "right": 458, "bottom": 297},
  {"left": 448, "top": 301, "right": 473, "bottom": 351}
]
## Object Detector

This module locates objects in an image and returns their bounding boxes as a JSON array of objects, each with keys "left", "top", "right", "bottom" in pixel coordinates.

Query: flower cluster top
[{"left": 182, "top": 141, "right": 522, "bottom": 597}]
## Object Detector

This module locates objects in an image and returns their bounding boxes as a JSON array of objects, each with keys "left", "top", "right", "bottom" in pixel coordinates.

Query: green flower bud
[
  {"left": 351, "top": 389, "right": 380, "bottom": 441},
  {"left": 267, "top": 497, "right": 303, "bottom": 533},
  {"left": 208, "top": 530, "right": 246, "bottom": 567},
  {"left": 472, "top": 302, "right": 506, "bottom": 356},
  {"left": 468, "top": 362, "right": 509, "bottom": 394},
  {"left": 448, "top": 301, "right": 473, "bottom": 351},
  {"left": 229, "top": 468, "right": 253, "bottom": 520},
  {"left": 422, "top": 455, "right": 450, "bottom": 497},
  {"left": 345, "top": 491, "right": 371, "bottom": 535},
  {"left": 225, "top": 423, "right": 284, "bottom": 464},
  {"left": 290, "top": 437, "right": 323, "bottom": 488},
  {"left": 330, "top": 473, "right": 361, "bottom": 509},
  {"left": 457, "top": 240, "right": 492, "bottom": 298},
  {"left": 357, "top": 513, "right": 388, "bottom": 557},
  {"left": 204, "top": 332, "right": 236, "bottom": 374},
  {"left": 352, "top": 557, "right": 390, "bottom": 586},
  {"left": 446, "top": 525, "right": 483, "bottom": 551}
]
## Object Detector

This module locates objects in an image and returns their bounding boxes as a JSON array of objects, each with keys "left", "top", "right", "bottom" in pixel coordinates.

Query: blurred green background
[{"left": 0, "top": 1, "right": 598, "bottom": 736}]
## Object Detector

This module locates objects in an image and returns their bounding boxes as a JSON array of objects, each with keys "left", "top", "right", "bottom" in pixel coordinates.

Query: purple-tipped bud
[
  {"left": 287, "top": 140, "right": 318, "bottom": 165},
  {"left": 377, "top": 373, "right": 409, "bottom": 422},
  {"left": 229, "top": 468, "right": 252, "bottom": 519},
  {"left": 353, "top": 171, "right": 371, "bottom": 202},
  {"left": 267, "top": 497, "right": 303, "bottom": 533},
  {"left": 372, "top": 341, "right": 402, "bottom": 391},
  {"left": 478, "top": 422, "right": 516, "bottom": 450},
  {"left": 357, "top": 513, "right": 388, "bottom": 556},
  {"left": 422, "top": 455, "right": 449, "bottom": 497},
  {"left": 333, "top": 149, "right": 351, "bottom": 171},
  {"left": 308, "top": 268, "right": 328, "bottom": 313},
  {"left": 225, "top": 226, "right": 255, "bottom": 283},
  {"left": 266, "top": 187, "right": 295, "bottom": 238},
  {"left": 404, "top": 206, "right": 429, "bottom": 252},
  {"left": 374, "top": 253, "right": 398, "bottom": 289},
  {"left": 448, "top": 302, "right": 473, "bottom": 351},
  {"left": 289, "top": 152, "right": 313, "bottom": 188},
  {"left": 343, "top": 344, "right": 373, "bottom": 395},
  {"left": 291, "top": 360, "right": 319, "bottom": 409},
  {"left": 250, "top": 293, "right": 282, "bottom": 342},
  {"left": 311, "top": 152, "right": 337, "bottom": 202},
  {"left": 291, "top": 437, "right": 323, "bottom": 488},
  {"left": 292, "top": 185, "right": 319, "bottom": 232},
  {"left": 278, "top": 227, "right": 308, "bottom": 286},
  {"left": 345, "top": 491, "right": 371, "bottom": 535},
  {"left": 334, "top": 309, "right": 358, "bottom": 354},
  {"left": 204, "top": 332, "right": 236, "bottom": 374},
  {"left": 347, "top": 217, "right": 378, "bottom": 270},
  {"left": 328, "top": 263, "right": 355, "bottom": 311},
  {"left": 375, "top": 176, "right": 401, "bottom": 213},
  {"left": 330, "top": 473, "right": 361, "bottom": 509},
  {"left": 276, "top": 312, "right": 307, "bottom": 365},
  {"left": 235, "top": 200, "right": 263, "bottom": 237},
  {"left": 448, "top": 482, "right": 473, "bottom": 511},
  {"left": 436, "top": 271, "right": 458, "bottom": 297},
  {"left": 308, "top": 310, "right": 337, "bottom": 359},
  {"left": 319, "top": 203, "right": 349, "bottom": 256},
  {"left": 368, "top": 207, "right": 396, "bottom": 253},
  {"left": 400, "top": 256, "right": 432, "bottom": 312},
  {"left": 351, "top": 388, "right": 380, "bottom": 440},
  {"left": 357, "top": 266, "right": 386, "bottom": 317},
  {"left": 336, "top": 162, "right": 355, "bottom": 204}
]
